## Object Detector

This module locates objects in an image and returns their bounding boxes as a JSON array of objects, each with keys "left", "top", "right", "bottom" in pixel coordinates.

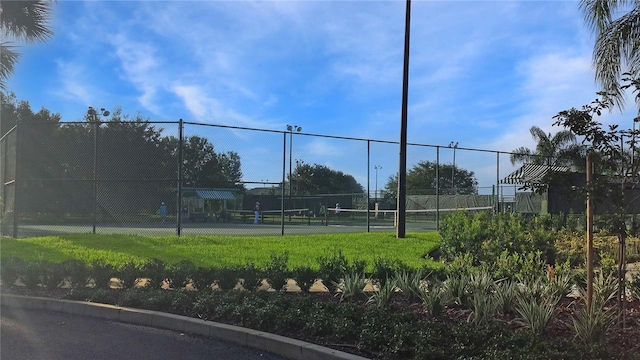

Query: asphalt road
[{"left": 1, "top": 306, "right": 285, "bottom": 360}]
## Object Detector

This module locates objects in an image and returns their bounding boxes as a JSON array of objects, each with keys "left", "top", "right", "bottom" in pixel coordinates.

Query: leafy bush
[
  {"left": 41, "top": 261, "right": 65, "bottom": 289},
  {"left": 141, "top": 258, "right": 167, "bottom": 289},
  {"left": 191, "top": 266, "right": 216, "bottom": 291},
  {"left": 264, "top": 252, "right": 289, "bottom": 292},
  {"left": 166, "top": 259, "right": 197, "bottom": 289},
  {"left": 291, "top": 266, "right": 317, "bottom": 292},
  {"left": 63, "top": 259, "right": 91, "bottom": 288},
  {"left": 317, "top": 249, "right": 349, "bottom": 293},
  {"left": 21, "top": 260, "right": 43, "bottom": 289},
  {"left": 239, "top": 263, "right": 264, "bottom": 292},
  {"left": 89, "top": 259, "right": 115, "bottom": 289},
  {"left": 118, "top": 261, "right": 141, "bottom": 289},
  {"left": 440, "top": 211, "right": 557, "bottom": 268},
  {"left": 216, "top": 266, "right": 239, "bottom": 291},
  {"left": 0, "top": 257, "right": 25, "bottom": 287},
  {"left": 371, "top": 257, "right": 404, "bottom": 287}
]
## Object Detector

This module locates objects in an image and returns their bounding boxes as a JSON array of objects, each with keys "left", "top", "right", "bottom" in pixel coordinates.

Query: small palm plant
[
  {"left": 335, "top": 271, "right": 366, "bottom": 302},
  {"left": 443, "top": 271, "right": 471, "bottom": 308},
  {"left": 571, "top": 271, "right": 618, "bottom": 344},
  {"left": 394, "top": 268, "right": 426, "bottom": 301},
  {"left": 416, "top": 280, "right": 448, "bottom": 317},
  {"left": 494, "top": 280, "right": 520, "bottom": 315},
  {"left": 367, "top": 277, "right": 396, "bottom": 309},
  {"left": 571, "top": 302, "right": 617, "bottom": 344},
  {"left": 630, "top": 273, "right": 640, "bottom": 302},
  {"left": 514, "top": 294, "right": 557, "bottom": 335}
]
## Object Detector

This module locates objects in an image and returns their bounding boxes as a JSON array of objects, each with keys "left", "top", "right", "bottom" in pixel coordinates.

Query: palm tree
[
  {"left": 1, "top": 0, "right": 54, "bottom": 89},
  {"left": 580, "top": 0, "right": 640, "bottom": 108},
  {"left": 510, "top": 126, "right": 584, "bottom": 167}
]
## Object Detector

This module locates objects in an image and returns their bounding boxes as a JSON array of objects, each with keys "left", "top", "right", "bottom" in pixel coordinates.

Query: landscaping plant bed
[{"left": 2, "top": 284, "right": 639, "bottom": 360}]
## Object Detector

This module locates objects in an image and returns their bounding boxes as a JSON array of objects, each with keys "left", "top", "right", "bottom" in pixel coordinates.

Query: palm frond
[{"left": 0, "top": 0, "right": 54, "bottom": 42}]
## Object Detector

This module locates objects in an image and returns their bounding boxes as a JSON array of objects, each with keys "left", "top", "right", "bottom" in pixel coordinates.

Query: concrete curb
[{"left": 1, "top": 293, "right": 369, "bottom": 360}]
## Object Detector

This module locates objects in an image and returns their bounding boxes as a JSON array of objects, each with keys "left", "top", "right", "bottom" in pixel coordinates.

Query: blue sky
[{"left": 7, "top": 0, "right": 638, "bottom": 194}]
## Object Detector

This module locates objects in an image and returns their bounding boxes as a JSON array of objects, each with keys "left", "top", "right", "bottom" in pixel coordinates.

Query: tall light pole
[
  {"left": 374, "top": 165, "right": 382, "bottom": 202},
  {"left": 87, "top": 106, "right": 110, "bottom": 234},
  {"left": 287, "top": 125, "right": 301, "bottom": 214},
  {"left": 397, "top": 0, "right": 411, "bottom": 239},
  {"left": 449, "top": 141, "right": 458, "bottom": 194}
]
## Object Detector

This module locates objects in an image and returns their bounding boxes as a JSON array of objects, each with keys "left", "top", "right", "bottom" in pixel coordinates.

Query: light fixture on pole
[
  {"left": 449, "top": 141, "right": 458, "bottom": 194},
  {"left": 286, "top": 125, "right": 302, "bottom": 214},
  {"left": 374, "top": 165, "right": 382, "bottom": 202},
  {"left": 87, "top": 106, "right": 110, "bottom": 234}
]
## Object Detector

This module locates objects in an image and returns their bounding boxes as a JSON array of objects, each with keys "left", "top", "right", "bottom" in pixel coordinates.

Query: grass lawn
[{"left": 0, "top": 232, "right": 442, "bottom": 270}]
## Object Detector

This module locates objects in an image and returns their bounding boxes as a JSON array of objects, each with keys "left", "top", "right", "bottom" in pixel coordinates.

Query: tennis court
[{"left": 14, "top": 207, "right": 491, "bottom": 237}]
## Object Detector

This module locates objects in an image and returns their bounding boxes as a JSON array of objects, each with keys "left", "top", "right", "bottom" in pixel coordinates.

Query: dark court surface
[{"left": 1, "top": 307, "right": 285, "bottom": 360}]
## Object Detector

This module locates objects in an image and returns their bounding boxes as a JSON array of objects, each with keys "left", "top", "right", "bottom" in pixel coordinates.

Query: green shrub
[
  {"left": 191, "top": 266, "right": 216, "bottom": 291},
  {"left": 63, "top": 259, "right": 90, "bottom": 288},
  {"left": 166, "top": 259, "right": 197, "bottom": 289},
  {"left": 89, "top": 259, "right": 115, "bottom": 289},
  {"left": 440, "top": 211, "right": 557, "bottom": 268},
  {"left": 291, "top": 266, "right": 317, "bottom": 292},
  {"left": 371, "top": 257, "right": 403, "bottom": 287},
  {"left": 0, "top": 257, "right": 25, "bottom": 287},
  {"left": 318, "top": 249, "right": 349, "bottom": 293},
  {"left": 239, "top": 263, "right": 264, "bottom": 292},
  {"left": 22, "top": 260, "right": 43, "bottom": 289},
  {"left": 118, "top": 261, "right": 141, "bottom": 289},
  {"left": 264, "top": 252, "right": 289, "bottom": 292},
  {"left": 41, "top": 261, "right": 65, "bottom": 289},
  {"left": 216, "top": 266, "right": 239, "bottom": 291},
  {"left": 141, "top": 258, "right": 167, "bottom": 289}
]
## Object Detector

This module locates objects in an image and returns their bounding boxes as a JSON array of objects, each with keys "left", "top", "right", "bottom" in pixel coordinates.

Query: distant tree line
[
  {"left": 1, "top": 93, "right": 242, "bottom": 216},
  {"left": 383, "top": 160, "right": 478, "bottom": 200}
]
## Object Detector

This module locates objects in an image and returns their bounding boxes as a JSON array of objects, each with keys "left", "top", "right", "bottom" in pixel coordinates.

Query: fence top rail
[{"left": 20, "top": 119, "right": 545, "bottom": 158}]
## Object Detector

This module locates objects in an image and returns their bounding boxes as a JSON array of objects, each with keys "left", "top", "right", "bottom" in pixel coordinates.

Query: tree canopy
[
  {"left": 291, "top": 161, "right": 364, "bottom": 195},
  {"left": 510, "top": 125, "right": 584, "bottom": 167},
  {"left": 580, "top": 0, "right": 640, "bottom": 108},
  {"left": 383, "top": 160, "right": 478, "bottom": 198},
  {"left": 1, "top": 94, "right": 244, "bottom": 215},
  {"left": 0, "top": 0, "right": 54, "bottom": 89}
]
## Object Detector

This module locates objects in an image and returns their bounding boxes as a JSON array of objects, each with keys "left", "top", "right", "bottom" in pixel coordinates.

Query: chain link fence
[{"left": 2, "top": 120, "right": 546, "bottom": 238}]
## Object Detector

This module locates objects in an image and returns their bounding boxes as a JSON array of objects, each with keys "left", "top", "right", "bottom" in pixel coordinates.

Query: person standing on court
[
  {"left": 319, "top": 203, "right": 327, "bottom": 225},
  {"left": 254, "top": 202, "right": 260, "bottom": 224},
  {"left": 159, "top": 202, "right": 167, "bottom": 223}
]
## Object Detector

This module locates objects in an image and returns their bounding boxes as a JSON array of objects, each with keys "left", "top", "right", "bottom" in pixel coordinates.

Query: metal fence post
[
  {"left": 367, "top": 140, "right": 371, "bottom": 232},
  {"left": 436, "top": 146, "right": 440, "bottom": 231},
  {"left": 177, "top": 119, "right": 184, "bottom": 236},
  {"left": 281, "top": 132, "right": 286, "bottom": 235}
]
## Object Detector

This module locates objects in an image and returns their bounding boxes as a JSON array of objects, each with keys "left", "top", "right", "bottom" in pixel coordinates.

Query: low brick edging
[{"left": 0, "top": 293, "right": 369, "bottom": 360}]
